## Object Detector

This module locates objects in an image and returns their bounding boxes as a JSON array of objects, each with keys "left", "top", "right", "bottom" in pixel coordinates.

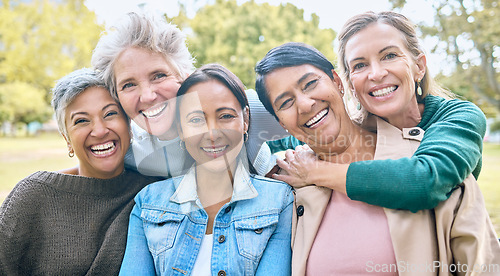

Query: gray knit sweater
[{"left": 0, "top": 170, "right": 159, "bottom": 276}]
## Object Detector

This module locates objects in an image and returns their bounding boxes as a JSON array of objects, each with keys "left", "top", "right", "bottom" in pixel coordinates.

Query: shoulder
[
  {"left": 134, "top": 176, "right": 179, "bottom": 207},
  {"left": 7, "top": 171, "right": 59, "bottom": 197},
  {"left": 426, "top": 95, "right": 485, "bottom": 119},
  {"left": 422, "top": 95, "right": 486, "bottom": 131},
  {"left": 124, "top": 170, "right": 163, "bottom": 185},
  {"left": 250, "top": 175, "right": 293, "bottom": 203},
  {"left": 0, "top": 171, "right": 52, "bottom": 224}
]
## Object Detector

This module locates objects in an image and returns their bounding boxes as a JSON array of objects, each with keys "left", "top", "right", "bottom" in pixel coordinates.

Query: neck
[
  {"left": 157, "top": 126, "right": 179, "bottom": 141},
  {"left": 311, "top": 123, "right": 376, "bottom": 164},
  {"left": 385, "top": 97, "right": 424, "bottom": 129},
  {"left": 195, "top": 162, "right": 236, "bottom": 208}
]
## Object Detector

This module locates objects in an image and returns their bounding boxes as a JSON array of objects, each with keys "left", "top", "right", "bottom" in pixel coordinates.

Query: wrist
[{"left": 310, "top": 161, "right": 348, "bottom": 194}]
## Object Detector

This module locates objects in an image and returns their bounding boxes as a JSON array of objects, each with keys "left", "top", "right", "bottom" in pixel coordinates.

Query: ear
[
  {"left": 279, "top": 121, "right": 287, "bottom": 131},
  {"left": 63, "top": 134, "right": 72, "bottom": 151},
  {"left": 415, "top": 53, "right": 427, "bottom": 81},
  {"left": 243, "top": 106, "right": 250, "bottom": 133},
  {"left": 331, "top": 70, "right": 345, "bottom": 95}
]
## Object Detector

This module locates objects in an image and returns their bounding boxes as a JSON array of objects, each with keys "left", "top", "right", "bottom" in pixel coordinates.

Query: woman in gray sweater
[{"left": 0, "top": 68, "right": 159, "bottom": 275}]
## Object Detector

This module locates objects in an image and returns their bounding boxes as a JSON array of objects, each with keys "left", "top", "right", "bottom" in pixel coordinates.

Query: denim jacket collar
[{"left": 170, "top": 160, "right": 259, "bottom": 205}]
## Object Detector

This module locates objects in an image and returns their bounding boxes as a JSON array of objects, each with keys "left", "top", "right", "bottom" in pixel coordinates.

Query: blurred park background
[{"left": 0, "top": 0, "right": 499, "bottom": 236}]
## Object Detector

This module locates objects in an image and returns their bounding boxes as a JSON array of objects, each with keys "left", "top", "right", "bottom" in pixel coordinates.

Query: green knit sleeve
[
  {"left": 347, "top": 96, "right": 486, "bottom": 212},
  {"left": 266, "top": 136, "right": 305, "bottom": 154}
]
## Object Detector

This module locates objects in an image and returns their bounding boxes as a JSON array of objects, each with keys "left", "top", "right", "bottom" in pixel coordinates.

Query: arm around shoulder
[{"left": 346, "top": 98, "right": 487, "bottom": 212}]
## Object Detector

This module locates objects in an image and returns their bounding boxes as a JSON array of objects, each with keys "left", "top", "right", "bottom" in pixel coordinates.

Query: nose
[
  {"left": 206, "top": 119, "right": 223, "bottom": 142},
  {"left": 139, "top": 83, "right": 157, "bottom": 103},
  {"left": 368, "top": 61, "right": 388, "bottom": 82},
  {"left": 296, "top": 93, "right": 315, "bottom": 115},
  {"left": 91, "top": 119, "right": 110, "bottom": 138}
]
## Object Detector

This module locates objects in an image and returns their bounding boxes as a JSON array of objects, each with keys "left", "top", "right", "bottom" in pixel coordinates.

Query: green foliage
[
  {"left": 169, "top": 0, "right": 336, "bottom": 88},
  {"left": 390, "top": 0, "right": 500, "bottom": 115},
  {"left": 0, "top": 0, "right": 103, "bottom": 130},
  {"left": 0, "top": 82, "right": 52, "bottom": 126},
  {"left": 490, "top": 119, "right": 500, "bottom": 133}
]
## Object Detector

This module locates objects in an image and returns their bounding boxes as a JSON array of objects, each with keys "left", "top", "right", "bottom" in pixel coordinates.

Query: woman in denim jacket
[{"left": 120, "top": 64, "right": 293, "bottom": 276}]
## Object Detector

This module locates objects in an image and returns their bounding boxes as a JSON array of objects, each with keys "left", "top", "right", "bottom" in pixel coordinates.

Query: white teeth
[
  {"left": 91, "top": 141, "right": 115, "bottom": 155},
  {"left": 142, "top": 103, "right": 167, "bottom": 118},
  {"left": 202, "top": 145, "right": 228, "bottom": 154},
  {"left": 305, "top": 109, "right": 328, "bottom": 127},
  {"left": 371, "top": 86, "right": 397, "bottom": 97}
]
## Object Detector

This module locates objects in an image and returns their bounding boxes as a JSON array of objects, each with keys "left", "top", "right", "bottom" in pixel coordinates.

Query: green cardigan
[{"left": 267, "top": 95, "right": 486, "bottom": 212}]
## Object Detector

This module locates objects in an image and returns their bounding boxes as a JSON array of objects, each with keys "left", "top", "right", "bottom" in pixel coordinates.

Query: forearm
[{"left": 347, "top": 98, "right": 486, "bottom": 212}]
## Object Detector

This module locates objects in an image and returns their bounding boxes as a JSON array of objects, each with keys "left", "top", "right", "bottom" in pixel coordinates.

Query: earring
[
  {"left": 285, "top": 129, "right": 289, "bottom": 133},
  {"left": 243, "top": 131, "right": 249, "bottom": 142},
  {"left": 416, "top": 79, "right": 423, "bottom": 96},
  {"left": 68, "top": 149, "right": 74, "bottom": 158},
  {"left": 179, "top": 140, "right": 186, "bottom": 150},
  {"left": 356, "top": 101, "right": 361, "bottom": 110}
]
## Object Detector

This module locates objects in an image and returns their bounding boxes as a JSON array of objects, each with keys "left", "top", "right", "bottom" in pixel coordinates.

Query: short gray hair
[
  {"left": 91, "top": 11, "right": 195, "bottom": 101},
  {"left": 51, "top": 68, "right": 106, "bottom": 138}
]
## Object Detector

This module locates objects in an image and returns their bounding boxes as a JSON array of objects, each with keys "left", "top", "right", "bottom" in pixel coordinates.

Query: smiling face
[
  {"left": 64, "top": 86, "right": 130, "bottom": 179},
  {"left": 264, "top": 64, "right": 349, "bottom": 149},
  {"left": 178, "top": 80, "right": 249, "bottom": 173},
  {"left": 114, "top": 47, "right": 183, "bottom": 140},
  {"left": 345, "top": 22, "right": 426, "bottom": 127}
]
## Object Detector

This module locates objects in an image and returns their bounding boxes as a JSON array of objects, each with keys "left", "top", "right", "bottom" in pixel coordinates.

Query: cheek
[
  {"left": 158, "top": 80, "right": 181, "bottom": 99},
  {"left": 117, "top": 94, "right": 137, "bottom": 115}
]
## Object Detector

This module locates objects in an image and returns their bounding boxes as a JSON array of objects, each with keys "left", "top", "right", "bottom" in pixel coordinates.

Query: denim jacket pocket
[
  {"left": 234, "top": 213, "right": 279, "bottom": 262},
  {"left": 141, "top": 209, "right": 184, "bottom": 255}
]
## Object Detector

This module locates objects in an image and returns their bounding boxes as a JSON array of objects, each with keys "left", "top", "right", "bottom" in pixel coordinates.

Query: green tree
[
  {"left": 0, "top": 82, "right": 52, "bottom": 134},
  {"left": 390, "top": 0, "right": 500, "bottom": 116},
  {"left": 0, "top": 0, "right": 103, "bottom": 129},
  {"left": 169, "top": 0, "right": 336, "bottom": 88}
]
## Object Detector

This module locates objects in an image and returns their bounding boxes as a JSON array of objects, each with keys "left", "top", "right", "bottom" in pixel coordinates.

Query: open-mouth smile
[
  {"left": 369, "top": 86, "right": 397, "bottom": 97},
  {"left": 141, "top": 102, "right": 168, "bottom": 118},
  {"left": 90, "top": 141, "right": 117, "bottom": 156},
  {"left": 305, "top": 108, "right": 328, "bottom": 128}
]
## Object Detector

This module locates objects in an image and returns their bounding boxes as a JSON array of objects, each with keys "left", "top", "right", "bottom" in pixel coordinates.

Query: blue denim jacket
[{"left": 120, "top": 163, "right": 293, "bottom": 275}]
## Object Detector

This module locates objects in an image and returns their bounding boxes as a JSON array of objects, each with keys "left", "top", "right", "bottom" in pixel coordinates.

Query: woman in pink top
[{"left": 255, "top": 42, "right": 500, "bottom": 275}]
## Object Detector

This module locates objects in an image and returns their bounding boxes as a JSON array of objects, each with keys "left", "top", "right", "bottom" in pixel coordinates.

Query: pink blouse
[{"left": 306, "top": 191, "right": 398, "bottom": 275}]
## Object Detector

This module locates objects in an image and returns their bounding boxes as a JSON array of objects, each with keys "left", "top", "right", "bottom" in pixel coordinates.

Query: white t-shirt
[{"left": 191, "top": 234, "right": 213, "bottom": 276}]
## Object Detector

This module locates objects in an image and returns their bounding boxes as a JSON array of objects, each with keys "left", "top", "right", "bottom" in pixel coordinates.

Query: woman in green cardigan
[{"left": 260, "top": 11, "right": 486, "bottom": 213}]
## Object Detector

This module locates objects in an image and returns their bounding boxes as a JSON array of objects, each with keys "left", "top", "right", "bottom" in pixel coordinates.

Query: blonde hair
[{"left": 337, "top": 11, "right": 454, "bottom": 124}]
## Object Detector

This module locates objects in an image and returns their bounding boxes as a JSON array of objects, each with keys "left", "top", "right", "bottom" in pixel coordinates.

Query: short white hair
[
  {"left": 51, "top": 68, "right": 106, "bottom": 138},
  {"left": 91, "top": 11, "right": 195, "bottom": 101}
]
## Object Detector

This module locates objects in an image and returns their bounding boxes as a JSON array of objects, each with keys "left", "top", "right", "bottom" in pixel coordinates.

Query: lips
[
  {"left": 141, "top": 102, "right": 167, "bottom": 118},
  {"left": 369, "top": 86, "right": 397, "bottom": 97},
  {"left": 305, "top": 108, "right": 328, "bottom": 128},
  {"left": 201, "top": 145, "right": 229, "bottom": 158},
  {"left": 90, "top": 141, "right": 117, "bottom": 156}
]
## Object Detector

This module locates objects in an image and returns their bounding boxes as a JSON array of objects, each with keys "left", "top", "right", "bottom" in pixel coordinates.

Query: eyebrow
[
  {"left": 185, "top": 110, "right": 204, "bottom": 118},
  {"left": 348, "top": 45, "right": 400, "bottom": 65},
  {"left": 185, "top": 107, "right": 238, "bottom": 118},
  {"left": 216, "top": 107, "right": 237, "bottom": 113},
  {"left": 273, "top": 72, "right": 315, "bottom": 107},
  {"left": 70, "top": 103, "right": 119, "bottom": 120}
]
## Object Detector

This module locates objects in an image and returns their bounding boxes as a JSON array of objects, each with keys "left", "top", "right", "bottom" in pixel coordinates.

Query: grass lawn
[
  {"left": 0, "top": 133, "right": 499, "bottom": 236},
  {"left": 0, "top": 132, "right": 77, "bottom": 200},
  {"left": 477, "top": 142, "right": 500, "bottom": 236}
]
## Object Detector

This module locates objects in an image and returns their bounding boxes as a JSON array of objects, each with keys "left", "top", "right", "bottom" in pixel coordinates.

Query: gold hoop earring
[
  {"left": 68, "top": 149, "right": 74, "bottom": 158},
  {"left": 243, "top": 131, "right": 248, "bottom": 142},
  {"left": 179, "top": 140, "right": 186, "bottom": 150}
]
